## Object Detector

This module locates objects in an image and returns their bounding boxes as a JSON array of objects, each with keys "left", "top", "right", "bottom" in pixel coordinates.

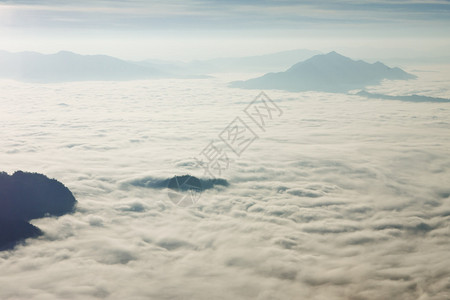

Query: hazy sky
[{"left": 0, "top": 0, "right": 449, "bottom": 60}]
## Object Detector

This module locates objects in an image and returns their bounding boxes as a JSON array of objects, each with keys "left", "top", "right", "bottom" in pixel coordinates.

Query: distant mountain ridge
[
  {"left": 0, "top": 49, "right": 319, "bottom": 82},
  {"left": 0, "top": 50, "right": 416, "bottom": 85},
  {"left": 230, "top": 51, "right": 417, "bottom": 93},
  {"left": 0, "top": 50, "right": 166, "bottom": 83}
]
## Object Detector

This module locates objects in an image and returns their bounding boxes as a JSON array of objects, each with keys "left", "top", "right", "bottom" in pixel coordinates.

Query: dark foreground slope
[{"left": 0, "top": 171, "right": 77, "bottom": 250}]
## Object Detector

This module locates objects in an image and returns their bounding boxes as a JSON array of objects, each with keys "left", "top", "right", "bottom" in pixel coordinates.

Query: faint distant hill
[
  {"left": 356, "top": 90, "right": 450, "bottom": 103},
  {"left": 137, "top": 49, "right": 321, "bottom": 74},
  {"left": 230, "top": 51, "right": 417, "bottom": 93},
  {"left": 0, "top": 171, "right": 76, "bottom": 250},
  {"left": 0, "top": 50, "right": 167, "bottom": 83}
]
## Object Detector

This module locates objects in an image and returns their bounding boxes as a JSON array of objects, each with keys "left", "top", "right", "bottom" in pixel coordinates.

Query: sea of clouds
[{"left": 0, "top": 67, "right": 449, "bottom": 299}]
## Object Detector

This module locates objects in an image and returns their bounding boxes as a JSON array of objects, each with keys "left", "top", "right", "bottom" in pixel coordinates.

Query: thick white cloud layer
[{"left": 0, "top": 69, "right": 450, "bottom": 299}]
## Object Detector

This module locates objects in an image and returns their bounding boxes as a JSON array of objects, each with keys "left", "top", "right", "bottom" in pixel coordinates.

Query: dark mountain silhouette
[
  {"left": 0, "top": 50, "right": 166, "bottom": 83},
  {"left": 0, "top": 171, "right": 77, "bottom": 250},
  {"left": 125, "top": 174, "right": 228, "bottom": 207},
  {"left": 356, "top": 90, "right": 450, "bottom": 103},
  {"left": 0, "top": 220, "right": 42, "bottom": 251},
  {"left": 127, "top": 174, "right": 229, "bottom": 190},
  {"left": 230, "top": 51, "right": 417, "bottom": 93}
]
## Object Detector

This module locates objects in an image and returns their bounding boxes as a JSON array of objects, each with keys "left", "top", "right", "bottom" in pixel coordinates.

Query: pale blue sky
[{"left": 0, "top": 0, "right": 449, "bottom": 60}]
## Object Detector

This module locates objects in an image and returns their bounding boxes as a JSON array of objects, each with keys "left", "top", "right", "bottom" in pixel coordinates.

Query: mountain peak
[
  {"left": 287, "top": 51, "right": 352, "bottom": 71},
  {"left": 230, "top": 52, "right": 416, "bottom": 93},
  {"left": 321, "top": 51, "right": 349, "bottom": 60},
  {"left": 325, "top": 51, "right": 341, "bottom": 56}
]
